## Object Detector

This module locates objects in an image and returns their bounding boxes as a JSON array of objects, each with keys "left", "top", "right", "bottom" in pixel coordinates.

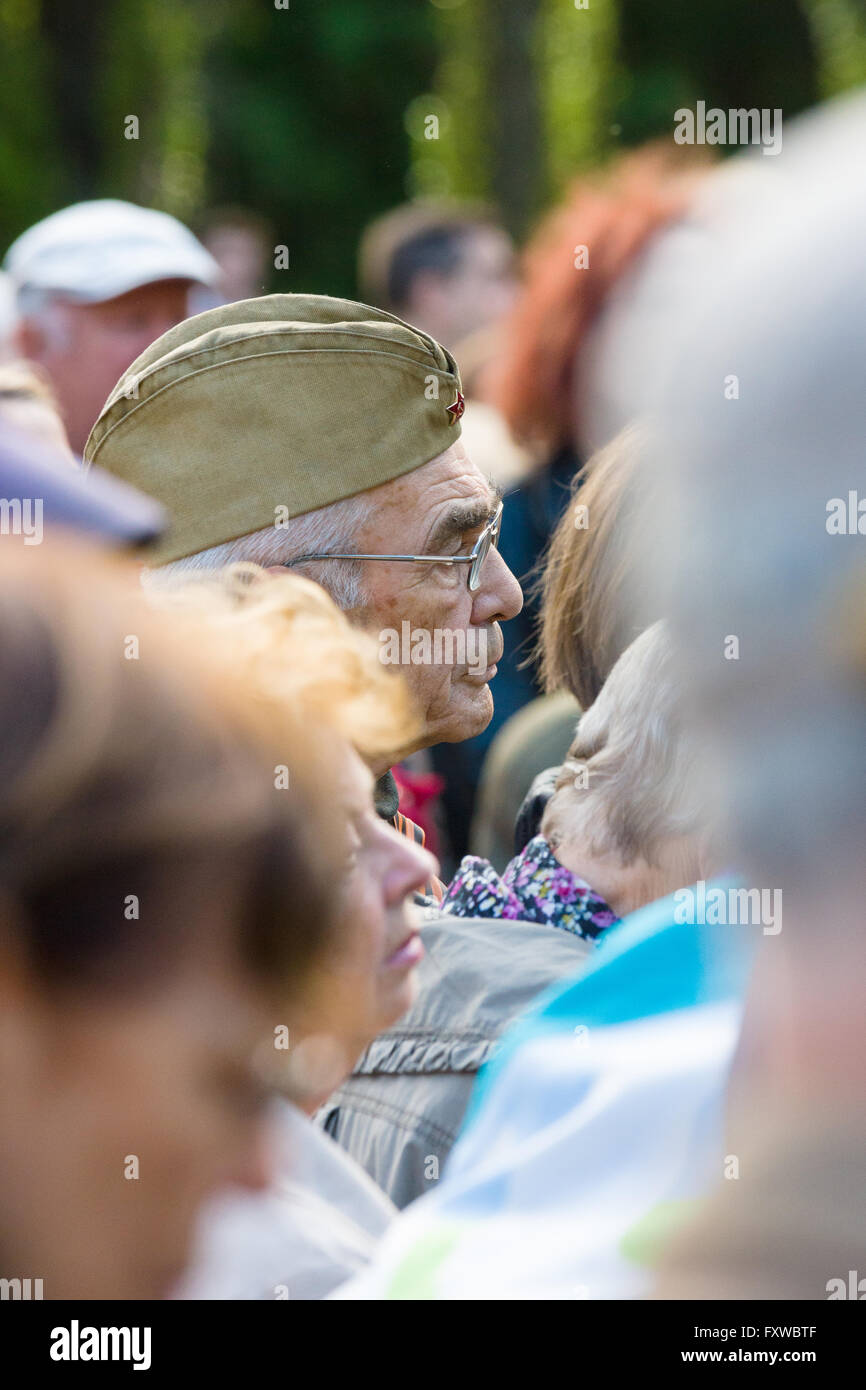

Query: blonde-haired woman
[
  {"left": 157, "top": 564, "right": 435, "bottom": 1051},
  {"left": 155, "top": 565, "right": 439, "bottom": 1299}
]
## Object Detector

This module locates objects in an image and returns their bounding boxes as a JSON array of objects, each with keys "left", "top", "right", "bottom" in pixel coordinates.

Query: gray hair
[
  {"left": 542, "top": 622, "right": 712, "bottom": 868},
  {"left": 631, "top": 93, "right": 866, "bottom": 890},
  {"left": 146, "top": 492, "right": 373, "bottom": 611}
]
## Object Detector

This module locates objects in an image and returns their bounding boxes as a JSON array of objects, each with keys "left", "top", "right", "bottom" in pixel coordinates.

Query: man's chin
[{"left": 435, "top": 682, "right": 494, "bottom": 743}]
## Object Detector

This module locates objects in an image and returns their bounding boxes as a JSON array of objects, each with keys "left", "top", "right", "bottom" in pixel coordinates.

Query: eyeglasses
[{"left": 284, "top": 500, "right": 503, "bottom": 593}]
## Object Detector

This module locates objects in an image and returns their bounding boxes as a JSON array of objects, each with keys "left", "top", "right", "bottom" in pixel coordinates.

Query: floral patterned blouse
[{"left": 440, "top": 834, "right": 620, "bottom": 942}]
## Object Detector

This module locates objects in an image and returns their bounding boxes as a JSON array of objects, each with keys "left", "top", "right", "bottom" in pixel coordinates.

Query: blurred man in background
[
  {"left": 3, "top": 199, "right": 218, "bottom": 453},
  {"left": 358, "top": 201, "right": 518, "bottom": 353}
]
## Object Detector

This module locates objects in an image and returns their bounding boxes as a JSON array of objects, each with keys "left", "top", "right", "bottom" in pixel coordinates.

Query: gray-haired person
[{"left": 634, "top": 92, "right": 866, "bottom": 1299}]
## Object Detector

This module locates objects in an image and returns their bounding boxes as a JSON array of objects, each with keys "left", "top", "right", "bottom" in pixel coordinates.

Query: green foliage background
[{"left": 1, "top": 0, "right": 865, "bottom": 295}]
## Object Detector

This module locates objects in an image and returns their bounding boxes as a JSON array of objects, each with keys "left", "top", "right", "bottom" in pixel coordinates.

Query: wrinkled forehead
[{"left": 372, "top": 440, "right": 497, "bottom": 521}]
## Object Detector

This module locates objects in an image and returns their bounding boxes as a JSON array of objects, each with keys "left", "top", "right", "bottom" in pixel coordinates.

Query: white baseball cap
[{"left": 4, "top": 199, "right": 220, "bottom": 308}]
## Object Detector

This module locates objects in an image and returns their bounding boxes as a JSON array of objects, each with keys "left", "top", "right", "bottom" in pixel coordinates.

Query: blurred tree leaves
[
  {"left": 98, "top": 0, "right": 209, "bottom": 217},
  {"left": 1, "top": 0, "right": 437, "bottom": 297},
  {"left": 2, "top": 0, "right": 866, "bottom": 288},
  {"left": 412, "top": 0, "right": 860, "bottom": 239},
  {"left": 614, "top": 0, "right": 818, "bottom": 147},
  {"left": 540, "top": 0, "right": 620, "bottom": 192},
  {"left": 200, "top": 0, "right": 437, "bottom": 297},
  {"left": 804, "top": 0, "right": 866, "bottom": 96},
  {"left": 0, "top": 0, "right": 56, "bottom": 232}
]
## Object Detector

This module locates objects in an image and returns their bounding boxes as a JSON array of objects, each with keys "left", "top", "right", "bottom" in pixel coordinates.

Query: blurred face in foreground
[
  {"left": 0, "top": 866, "right": 285, "bottom": 1300},
  {"left": 338, "top": 749, "right": 436, "bottom": 1028},
  {"left": 289, "top": 747, "right": 436, "bottom": 1105},
  {"left": 0, "top": 540, "right": 344, "bottom": 1300}
]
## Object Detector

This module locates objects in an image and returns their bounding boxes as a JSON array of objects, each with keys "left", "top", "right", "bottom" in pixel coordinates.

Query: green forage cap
[{"left": 85, "top": 293, "right": 464, "bottom": 564}]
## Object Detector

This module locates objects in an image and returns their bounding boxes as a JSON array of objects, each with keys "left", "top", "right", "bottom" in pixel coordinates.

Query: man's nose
[{"left": 473, "top": 546, "right": 523, "bottom": 623}]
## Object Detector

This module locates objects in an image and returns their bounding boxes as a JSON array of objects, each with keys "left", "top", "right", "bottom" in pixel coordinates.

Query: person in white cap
[{"left": 3, "top": 199, "right": 219, "bottom": 453}]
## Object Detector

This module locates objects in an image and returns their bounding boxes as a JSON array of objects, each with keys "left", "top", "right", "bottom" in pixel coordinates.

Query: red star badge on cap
[{"left": 446, "top": 391, "right": 465, "bottom": 423}]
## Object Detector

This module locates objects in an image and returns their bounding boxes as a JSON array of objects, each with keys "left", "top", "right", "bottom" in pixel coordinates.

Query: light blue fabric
[
  {"left": 463, "top": 877, "right": 754, "bottom": 1130},
  {"left": 336, "top": 882, "right": 759, "bottom": 1299}
]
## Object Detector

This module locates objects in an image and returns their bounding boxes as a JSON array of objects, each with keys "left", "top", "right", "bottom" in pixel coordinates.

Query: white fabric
[{"left": 176, "top": 1100, "right": 395, "bottom": 1301}]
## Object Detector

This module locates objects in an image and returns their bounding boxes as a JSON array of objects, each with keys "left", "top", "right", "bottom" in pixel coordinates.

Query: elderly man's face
[{"left": 350, "top": 440, "right": 523, "bottom": 754}]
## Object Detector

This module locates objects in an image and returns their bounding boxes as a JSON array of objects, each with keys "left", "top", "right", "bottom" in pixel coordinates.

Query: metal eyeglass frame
[{"left": 283, "top": 500, "right": 503, "bottom": 593}]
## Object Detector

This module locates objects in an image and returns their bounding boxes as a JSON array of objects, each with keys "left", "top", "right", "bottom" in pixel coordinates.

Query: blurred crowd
[{"left": 1, "top": 86, "right": 865, "bottom": 1301}]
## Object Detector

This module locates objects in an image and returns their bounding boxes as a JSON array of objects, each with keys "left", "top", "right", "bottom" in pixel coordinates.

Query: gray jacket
[{"left": 316, "top": 913, "right": 593, "bottom": 1209}]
